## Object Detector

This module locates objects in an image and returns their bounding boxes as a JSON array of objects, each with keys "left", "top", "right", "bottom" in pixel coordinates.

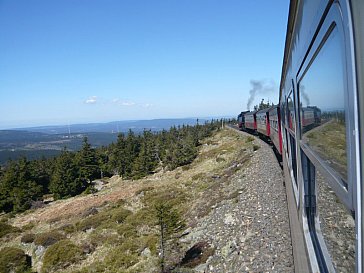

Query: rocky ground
[
  {"left": 178, "top": 128, "right": 294, "bottom": 272},
  {"left": 2, "top": 127, "right": 294, "bottom": 273}
]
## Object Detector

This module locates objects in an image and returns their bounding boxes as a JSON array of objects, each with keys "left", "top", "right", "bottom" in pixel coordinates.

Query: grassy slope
[
  {"left": 304, "top": 120, "right": 347, "bottom": 179},
  {"left": 0, "top": 128, "right": 258, "bottom": 273}
]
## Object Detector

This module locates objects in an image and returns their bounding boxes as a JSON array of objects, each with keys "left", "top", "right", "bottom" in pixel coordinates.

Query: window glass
[
  {"left": 287, "top": 92, "right": 295, "bottom": 132},
  {"left": 299, "top": 25, "right": 347, "bottom": 182},
  {"left": 290, "top": 134, "right": 297, "bottom": 183},
  {"left": 316, "top": 169, "right": 355, "bottom": 272},
  {"left": 281, "top": 102, "right": 286, "bottom": 125}
]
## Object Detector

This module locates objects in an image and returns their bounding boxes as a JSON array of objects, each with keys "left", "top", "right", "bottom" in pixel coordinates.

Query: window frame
[
  {"left": 296, "top": 2, "right": 356, "bottom": 212},
  {"left": 284, "top": 86, "right": 299, "bottom": 205}
]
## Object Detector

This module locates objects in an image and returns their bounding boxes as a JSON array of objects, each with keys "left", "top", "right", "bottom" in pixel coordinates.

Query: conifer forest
[{"left": 0, "top": 120, "right": 221, "bottom": 214}]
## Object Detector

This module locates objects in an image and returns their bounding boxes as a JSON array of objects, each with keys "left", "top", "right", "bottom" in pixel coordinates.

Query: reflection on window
[
  {"left": 287, "top": 93, "right": 295, "bottom": 133},
  {"left": 299, "top": 25, "right": 347, "bottom": 182},
  {"left": 281, "top": 103, "right": 286, "bottom": 125},
  {"left": 316, "top": 170, "right": 355, "bottom": 272}
]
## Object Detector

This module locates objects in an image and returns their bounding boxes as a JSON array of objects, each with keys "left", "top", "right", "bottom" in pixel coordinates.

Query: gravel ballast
[{"left": 180, "top": 128, "right": 294, "bottom": 272}]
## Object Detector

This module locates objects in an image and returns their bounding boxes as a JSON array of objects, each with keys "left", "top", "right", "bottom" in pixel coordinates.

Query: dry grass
[
  {"left": 304, "top": 119, "right": 347, "bottom": 178},
  {"left": 1, "top": 128, "right": 256, "bottom": 272}
]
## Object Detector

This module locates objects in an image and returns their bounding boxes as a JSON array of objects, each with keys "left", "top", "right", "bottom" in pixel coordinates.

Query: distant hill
[
  {"left": 11, "top": 118, "right": 206, "bottom": 134},
  {"left": 0, "top": 118, "right": 214, "bottom": 164}
]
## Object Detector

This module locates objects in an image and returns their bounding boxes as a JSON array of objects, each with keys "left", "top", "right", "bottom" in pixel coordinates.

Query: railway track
[{"left": 183, "top": 125, "right": 294, "bottom": 272}]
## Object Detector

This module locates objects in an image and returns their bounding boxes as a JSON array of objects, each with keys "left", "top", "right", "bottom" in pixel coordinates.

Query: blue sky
[{"left": 0, "top": 0, "right": 289, "bottom": 129}]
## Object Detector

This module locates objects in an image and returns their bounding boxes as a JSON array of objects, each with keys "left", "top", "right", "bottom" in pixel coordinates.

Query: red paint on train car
[{"left": 244, "top": 111, "right": 257, "bottom": 131}]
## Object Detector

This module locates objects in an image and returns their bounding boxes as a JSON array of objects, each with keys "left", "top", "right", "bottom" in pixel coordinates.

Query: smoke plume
[
  {"left": 247, "top": 79, "right": 276, "bottom": 110},
  {"left": 300, "top": 85, "right": 310, "bottom": 106}
]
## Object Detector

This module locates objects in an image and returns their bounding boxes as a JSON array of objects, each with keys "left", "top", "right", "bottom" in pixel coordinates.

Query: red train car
[
  {"left": 244, "top": 111, "right": 257, "bottom": 131},
  {"left": 301, "top": 107, "right": 315, "bottom": 127},
  {"left": 256, "top": 108, "right": 271, "bottom": 137}
]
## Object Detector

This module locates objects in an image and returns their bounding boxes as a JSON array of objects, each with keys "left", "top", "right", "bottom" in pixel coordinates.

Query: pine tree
[
  {"left": 0, "top": 161, "right": 17, "bottom": 212},
  {"left": 254, "top": 98, "right": 272, "bottom": 111},
  {"left": 76, "top": 137, "right": 99, "bottom": 183},
  {"left": 96, "top": 146, "right": 111, "bottom": 178},
  {"left": 111, "top": 133, "right": 126, "bottom": 176},
  {"left": 155, "top": 202, "right": 185, "bottom": 272},
  {"left": 29, "top": 156, "right": 53, "bottom": 194},
  {"left": 50, "top": 150, "right": 84, "bottom": 200},
  {"left": 123, "top": 130, "right": 140, "bottom": 178},
  {"left": 132, "top": 130, "right": 158, "bottom": 179},
  {"left": 0, "top": 158, "right": 43, "bottom": 212}
]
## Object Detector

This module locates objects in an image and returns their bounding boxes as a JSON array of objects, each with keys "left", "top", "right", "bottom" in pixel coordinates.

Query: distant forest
[{"left": 0, "top": 120, "right": 221, "bottom": 213}]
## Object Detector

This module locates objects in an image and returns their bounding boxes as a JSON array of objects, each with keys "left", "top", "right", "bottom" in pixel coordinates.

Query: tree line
[{"left": 0, "top": 120, "right": 221, "bottom": 213}]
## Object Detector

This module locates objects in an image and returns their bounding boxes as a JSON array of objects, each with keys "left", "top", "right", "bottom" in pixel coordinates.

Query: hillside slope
[{"left": 0, "top": 128, "right": 293, "bottom": 272}]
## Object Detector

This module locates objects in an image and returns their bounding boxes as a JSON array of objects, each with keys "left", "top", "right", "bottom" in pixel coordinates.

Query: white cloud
[
  {"left": 85, "top": 96, "right": 97, "bottom": 104},
  {"left": 112, "top": 98, "right": 136, "bottom": 107},
  {"left": 142, "top": 103, "right": 153, "bottom": 108},
  {"left": 121, "top": 101, "right": 136, "bottom": 106}
]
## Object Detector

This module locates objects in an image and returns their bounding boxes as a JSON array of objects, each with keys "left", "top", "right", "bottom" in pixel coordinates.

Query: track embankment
[{"left": 180, "top": 127, "right": 294, "bottom": 272}]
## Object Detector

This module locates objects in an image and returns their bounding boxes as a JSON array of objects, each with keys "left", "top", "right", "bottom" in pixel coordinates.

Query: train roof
[
  {"left": 279, "top": 0, "right": 298, "bottom": 101},
  {"left": 238, "top": 110, "right": 249, "bottom": 116},
  {"left": 255, "top": 105, "right": 278, "bottom": 115},
  {"left": 244, "top": 111, "right": 257, "bottom": 116},
  {"left": 256, "top": 109, "right": 270, "bottom": 115}
]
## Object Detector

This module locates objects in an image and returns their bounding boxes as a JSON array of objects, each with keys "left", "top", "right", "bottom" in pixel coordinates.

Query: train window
[
  {"left": 316, "top": 168, "right": 355, "bottom": 272},
  {"left": 298, "top": 24, "right": 348, "bottom": 183},
  {"left": 290, "top": 134, "right": 297, "bottom": 183},
  {"left": 287, "top": 92, "right": 295, "bottom": 133},
  {"left": 281, "top": 101, "right": 288, "bottom": 152},
  {"left": 284, "top": 128, "right": 289, "bottom": 157}
]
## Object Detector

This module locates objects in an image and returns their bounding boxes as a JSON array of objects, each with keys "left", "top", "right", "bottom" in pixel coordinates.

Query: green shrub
[
  {"left": 104, "top": 247, "right": 138, "bottom": 270},
  {"left": 34, "top": 231, "right": 65, "bottom": 247},
  {"left": 89, "top": 231, "right": 121, "bottom": 247},
  {"left": 21, "top": 233, "right": 35, "bottom": 244},
  {"left": 135, "top": 186, "right": 154, "bottom": 196},
  {"left": 0, "top": 222, "right": 20, "bottom": 238},
  {"left": 140, "top": 234, "right": 158, "bottom": 255},
  {"left": 58, "top": 223, "right": 76, "bottom": 234},
  {"left": 116, "top": 223, "right": 138, "bottom": 239},
  {"left": 124, "top": 209, "right": 156, "bottom": 227},
  {"left": 76, "top": 213, "right": 110, "bottom": 231},
  {"left": 73, "top": 245, "right": 139, "bottom": 272},
  {"left": 118, "top": 239, "right": 140, "bottom": 253},
  {"left": 111, "top": 208, "right": 132, "bottom": 224},
  {"left": 0, "top": 247, "right": 31, "bottom": 273},
  {"left": 143, "top": 188, "right": 187, "bottom": 209},
  {"left": 42, "top": 240, "right": 84, "bottom": 273}
]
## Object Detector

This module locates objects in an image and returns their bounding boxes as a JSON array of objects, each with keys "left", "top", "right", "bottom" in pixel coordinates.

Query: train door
[
  {"left": 285, "top": 89, "right": 299, "bottom": 203},
  {"left": 296, "top": 2, "right": 358, "bottom": 271}
]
